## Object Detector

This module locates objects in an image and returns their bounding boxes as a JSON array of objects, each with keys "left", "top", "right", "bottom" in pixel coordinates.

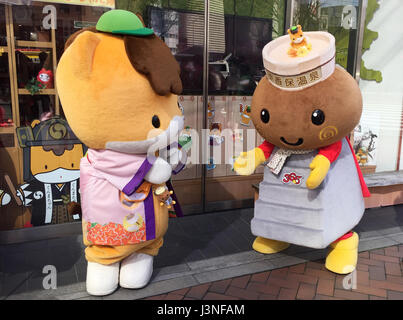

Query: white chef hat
[{"left": 262, "top": 31, "right": 336, "bottom": 91}]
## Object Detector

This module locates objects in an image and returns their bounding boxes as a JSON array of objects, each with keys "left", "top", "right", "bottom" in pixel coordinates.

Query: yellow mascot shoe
[
  {"left": 252, "top": 237, "right": 290, "bottom": 254},
  {"left": 325, "top": 232, "right": 359, "bottom": 274}
]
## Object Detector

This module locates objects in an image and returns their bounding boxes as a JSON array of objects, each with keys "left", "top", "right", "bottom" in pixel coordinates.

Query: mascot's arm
[
  {"left": 234, "top": 141, "right": 274, "bottom": 176},
  {"left": 306, "top": 140, "right": 342, "bottom": 189},
  {"left": 144, "top": 157, "right": 172, "bottom": 184}
]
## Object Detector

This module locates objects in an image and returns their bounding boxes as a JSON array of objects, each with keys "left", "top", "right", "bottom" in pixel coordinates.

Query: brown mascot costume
[
  {"left": 56, "top": 10, "right": 185, "bottom": 296},
  {"left": 234, "top": 26, "right": 370, "bottom": 274}
]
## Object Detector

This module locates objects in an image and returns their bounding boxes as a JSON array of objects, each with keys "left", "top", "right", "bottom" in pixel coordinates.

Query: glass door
[
  {"left": 204, "top": 0, "right": 287, "bottom": 212},
  {"left": 0, "top": 2, "right": 107, "bottom": 231},
  {"left": 123, "top": 0, "right": 288, "bottom": 214},
  {"left": 120, "top": 1, "right": 206, "bottom": 214}
]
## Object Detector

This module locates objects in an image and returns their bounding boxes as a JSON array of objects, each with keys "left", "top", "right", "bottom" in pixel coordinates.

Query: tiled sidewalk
[
  {"left": 146, "top": 245, "right": 403, "bottom": 300},
  {"left": 1, "top": 204, "right": 402, "bottom": 300}
]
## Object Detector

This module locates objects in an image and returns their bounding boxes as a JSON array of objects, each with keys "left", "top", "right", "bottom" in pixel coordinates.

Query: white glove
[{"left": 144, "top": 157, "right": 172, "bottom": 184}]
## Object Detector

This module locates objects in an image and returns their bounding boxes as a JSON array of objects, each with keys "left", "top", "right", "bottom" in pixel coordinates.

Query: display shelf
[
  {"left": 360, "top": 165, "right": 376, "bottom": 175},
  {"left": 0, "top": 126, "right": 15, "bottom": 133},
  {"left": 18, "top": 88, "right": 56, "bottom": 95},
  {"left": 15, "top": 40, "right": 52, "bottom": 48}
]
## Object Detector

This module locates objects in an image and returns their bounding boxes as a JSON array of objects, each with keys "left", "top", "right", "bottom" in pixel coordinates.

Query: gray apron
[{"left": 252, "top": 138, "right": 364, "bottom": 249}]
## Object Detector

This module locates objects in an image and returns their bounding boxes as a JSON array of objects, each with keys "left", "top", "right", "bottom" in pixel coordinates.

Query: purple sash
[{"left": 121, "top": 155, "right": 184, "bottom": 241}]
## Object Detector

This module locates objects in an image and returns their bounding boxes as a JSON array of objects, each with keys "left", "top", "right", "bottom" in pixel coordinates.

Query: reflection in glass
[
  {"left": 19, "top": 95, "right": 55, "bottom": 127},
  {"left": 148, "top": 4, "right": 274, "bottom": 96},
  {"left": 292, "top": 0, "right": 359, "bottom": 72},
  {"left": 0, "top": 53, "right": 13, "bottom": 127},
  {"left": 0, "top": 4, "right": 6, "bottom": 46},
  {"left": 12, "top": 3, "right": 51, "bottom": 42},
  {"left": 15, "top": 47, "right": 53, "bottom": 90}
]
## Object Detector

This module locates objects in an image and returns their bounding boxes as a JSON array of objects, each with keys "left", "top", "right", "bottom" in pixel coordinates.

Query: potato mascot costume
[
  {"left": 234, "top": 28, "right": 370, "bottom": 274},
  {"left": 56, "top": 10, "right": 185, "bottom": 296}
]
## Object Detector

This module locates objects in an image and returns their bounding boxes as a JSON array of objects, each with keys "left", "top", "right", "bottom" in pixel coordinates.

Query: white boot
[
  {"left": 119, "top": 253, "right": 154, "bottom": 289},
  {"left": 86, "top": 261, "right": 119, "bottom": 296}
]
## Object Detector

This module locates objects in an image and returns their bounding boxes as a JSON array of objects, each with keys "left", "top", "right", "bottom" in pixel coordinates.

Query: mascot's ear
[{"left": 65, "top": 31, "right": 100, "bottom": 80}]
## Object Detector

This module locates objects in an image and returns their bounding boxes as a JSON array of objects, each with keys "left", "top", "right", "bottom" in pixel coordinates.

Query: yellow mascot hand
[
  {"left": 234, "top": 148, "right": 266, "bottom": 176},
  {"left": 306, "top": 155, "right": 330, "bottom": 189}
]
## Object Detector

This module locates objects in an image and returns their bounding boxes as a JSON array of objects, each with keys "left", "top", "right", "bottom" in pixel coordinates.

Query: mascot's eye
[
  {"left": 260, "top": 109, "right": 270, "bottom": 123},
  {"left": 311, "top": 109, "right": 325, "bottom": 125},
  {"left": 44, "top": 165, "right": 48, "bottom": 170},
  {"left": 152, "top": 115, "right": 161, "bottom": 128}
]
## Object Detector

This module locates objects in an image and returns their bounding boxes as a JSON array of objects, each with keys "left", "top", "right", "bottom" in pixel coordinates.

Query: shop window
[
  {"left": 0, "top": 2, "right": 110, "bottom": 231},
  {"left": 12, "top": 3, "right": 51, "bottom": 42},
  {"left": 126, "top": 0, "right": 286, "bottom": 205},
  {"left": 0, "top": 53, "right": 13, "bottom": 128},
  {"left": 15, "top": 47, "right": 53, "bottom": 89},
  {"left": 0, "top": 4, "right": 6, "bottom": 46},
  {"left": 18, "top": 95, "right": 56, "bottom": 126},
  {"left": 147, "top": 3, "right": 278, "bottom": 96},
  {"left": 292, "top": 0, "right": 360, "bottom": 75},
  {"left": 357, "top": 0, "right": 403, "bottom": 174}
]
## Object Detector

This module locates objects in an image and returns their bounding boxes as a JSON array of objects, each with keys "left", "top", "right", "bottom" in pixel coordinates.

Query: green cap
[{"left": 96, "top": 9, "right": 154, "bottom": 36}]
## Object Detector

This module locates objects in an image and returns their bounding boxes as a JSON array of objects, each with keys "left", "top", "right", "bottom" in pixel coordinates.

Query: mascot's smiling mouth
[{"left": 280, "top": 137, "right": 304, "bottom": 146}]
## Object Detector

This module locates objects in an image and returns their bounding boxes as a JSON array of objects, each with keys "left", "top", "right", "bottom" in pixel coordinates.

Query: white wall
[{"left": 359, "top": 0, "right": 403, "bottom": 172}]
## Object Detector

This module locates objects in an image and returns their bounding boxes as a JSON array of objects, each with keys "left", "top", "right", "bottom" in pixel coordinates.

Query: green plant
[
  {"left": 292, "top": 0, "right": 321, "bottom": 31},
  {"left": 25, "top": 77, "right": 45, "bottom": 95},
  {"left": 360, "top": 0, "right": 382, "bottom": 82}
]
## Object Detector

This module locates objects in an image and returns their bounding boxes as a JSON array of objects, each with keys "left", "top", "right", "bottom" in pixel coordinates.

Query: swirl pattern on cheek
[{"left": 319, "top": 126, "right": 338, "bottom": 141}]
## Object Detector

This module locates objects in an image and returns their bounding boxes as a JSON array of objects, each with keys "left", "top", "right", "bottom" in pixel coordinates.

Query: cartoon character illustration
[
  {"left": 154, "top": 185, "right": 176, "bottom": 209},
  {"left": 207, "top": 102, "right": 215, "bottom": 119},
  {"left": 354, "top": 126, "right": 377, "bottom": 167},
  {"left": 234, "top": 29, "right": 370, "bottom": 275},
  {"left": 287, "top": 25, "right": 312, "bottom": 57},
  {"left": 206, "top": 158, "right": 216, "bottom": 171},
  {"left": 37, "top": 68, "right": 53, "bottom": 89},
  {"left": 209, "top": 122, "right": 224, "bottom": 146},
  {"left": 56, "top": 10, "right": 185, "bottom": 296},
  {"left": 0, "top": 173, "right": 13, "bottom": 209},
  {"left": 240, "top": 104, "right": 251, "bottom": 126},
  {"left": 123, "top": 213, "right": 145, "bottom": 232},
  {"left": 178, "top": 126, "right": 192, "bottom": 151},
  {"left": 229, "top": 155, "right": 237, "bottom": 172},
  {"left": 0, "top": 117, "right": 85, "bottom": 227},
  {"left": 0, "top": 188, "right": 11, "bottom": 206}
]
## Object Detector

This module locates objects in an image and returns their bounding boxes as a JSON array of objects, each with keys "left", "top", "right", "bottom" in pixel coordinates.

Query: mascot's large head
[
  {"left": 251, "top": 30, "right": 362, "bottom": 150},
  {"left": 56, "top": 10, "right": 183, "bottom": 153}
]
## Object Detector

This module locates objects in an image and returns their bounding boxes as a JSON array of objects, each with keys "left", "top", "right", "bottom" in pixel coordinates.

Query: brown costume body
[{"left": 57, "top": 27, "right": 182, "bottom": 265}]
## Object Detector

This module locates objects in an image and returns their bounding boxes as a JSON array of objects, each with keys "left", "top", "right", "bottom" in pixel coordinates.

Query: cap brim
[{"left": 112, "top": 28, "right": 154, "bottom": 36}]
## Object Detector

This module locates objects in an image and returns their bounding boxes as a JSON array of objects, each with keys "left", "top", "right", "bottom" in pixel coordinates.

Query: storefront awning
[{"left": 0, "top": 0, "right": 115, "bottom": 9}]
